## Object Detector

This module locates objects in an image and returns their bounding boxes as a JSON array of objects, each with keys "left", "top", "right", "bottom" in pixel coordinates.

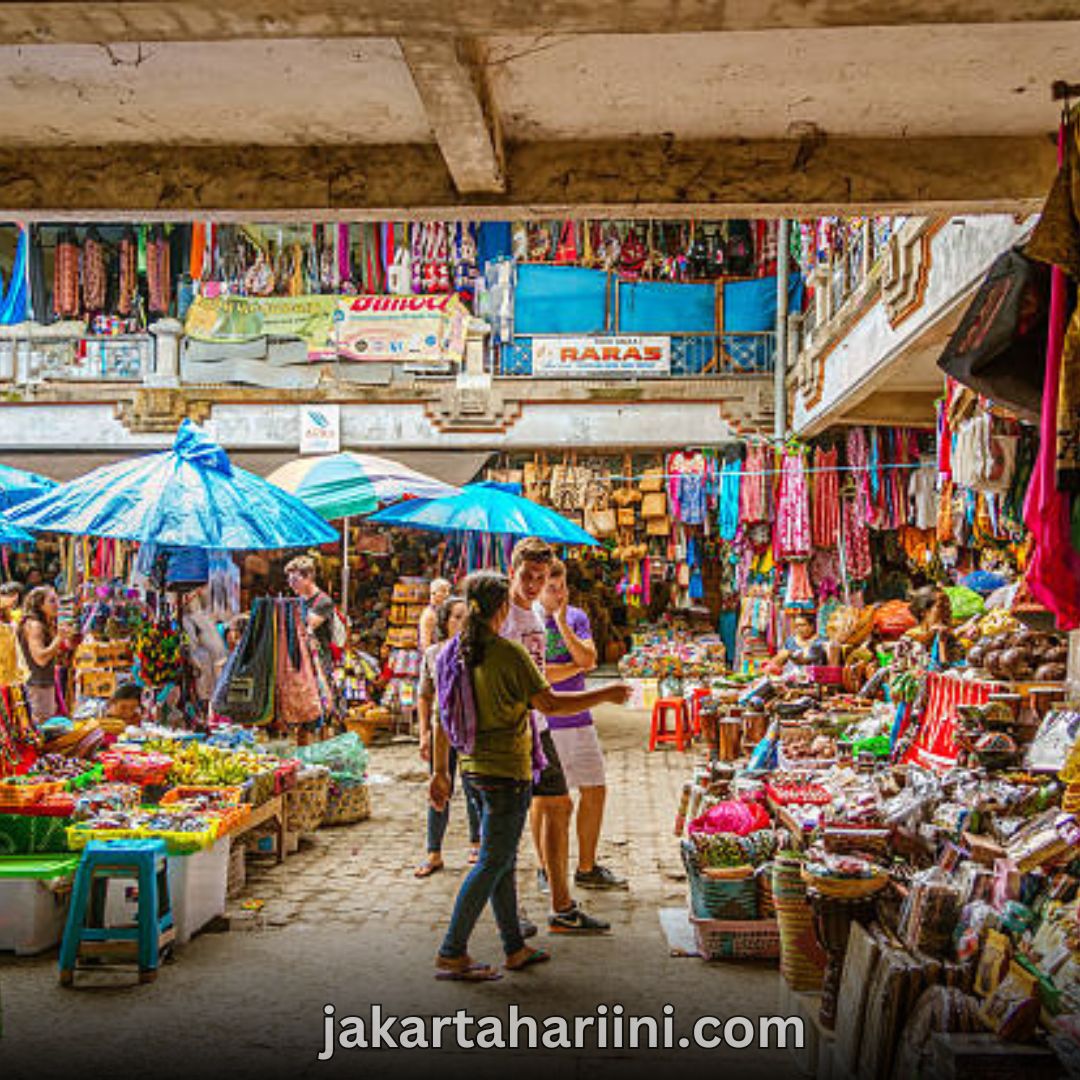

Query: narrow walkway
[{"left": 1, "top": 708, "right": 799, "bottom": 1080}]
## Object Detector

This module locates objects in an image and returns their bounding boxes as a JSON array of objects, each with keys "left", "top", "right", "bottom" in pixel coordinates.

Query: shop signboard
[
  {"left": 333, "top": 294, "right": 470, "bottom": 364},
  {"left": 531, "top": 335, "right": 671, "bottom": 377},
  {"left": 184, "top": 292, "right": 469, "bottom": 364},
  {"left": 184, "top": 294, "right": 340, "bottom": 359},
  {"left": 299, "top": 404, "right": 341, "bottom": 455}
]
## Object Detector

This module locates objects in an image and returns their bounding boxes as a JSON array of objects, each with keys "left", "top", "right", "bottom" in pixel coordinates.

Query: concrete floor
[{"left": 0, "top": 707, "right": 802, "bottom": 1080}]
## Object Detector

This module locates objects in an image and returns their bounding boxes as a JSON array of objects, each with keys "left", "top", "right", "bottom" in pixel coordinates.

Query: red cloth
[
  {"left": 1023, "top": 122, "right": 1080, "bottom": 630},
  {"left": 903, "top": 673, "right": 998, "bottom": 770}
]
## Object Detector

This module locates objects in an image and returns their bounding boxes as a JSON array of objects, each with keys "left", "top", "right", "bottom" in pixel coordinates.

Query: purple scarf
[
  {"left": 435, "top": 634, "right": 476, "bottom": 755},
  {"left": 436, "top": 632, "right": 548, "bottom": 782}
]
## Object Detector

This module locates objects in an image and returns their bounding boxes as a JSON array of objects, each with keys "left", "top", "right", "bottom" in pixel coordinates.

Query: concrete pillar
[
  {"left": 147, "top": 318, "right": 183, "bottom": 387},
  {"left": 1068, "top": 630, "right": 1080, "bottom": 700}
]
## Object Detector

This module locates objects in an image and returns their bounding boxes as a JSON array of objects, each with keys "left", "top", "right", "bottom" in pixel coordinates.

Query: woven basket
[
  {"left": 802, "top": 868, "right": 889, "bottom": 901},
  {"left": 681, "top": 840, "right": 758, "bottom": 920},
  {"left": 690, "top": 915, "right": 780, "bottom": 962},
  {"left": 773, "top": 856, "right": 828, "bottom": 991},
  {"left": 757, "top": 865, "right": 777, "bottom": 919},
  {"left": 285, "top": 766, "right": 330, "bottom": 833},
  {"left": 323, "top": 782, "right": 370, "bottom": 826}
]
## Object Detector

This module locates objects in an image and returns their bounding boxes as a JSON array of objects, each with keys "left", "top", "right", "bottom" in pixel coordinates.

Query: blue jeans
[
  {"left": 427, "top": 747, "right": 482, "bottom": 853},
  {"left": 439, "top": 775, "right": 531, "bottom": 960}
]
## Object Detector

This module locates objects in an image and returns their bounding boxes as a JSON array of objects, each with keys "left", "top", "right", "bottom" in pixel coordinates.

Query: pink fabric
[
  {"left": 1023, "top": 123, "right": 1080, "bottom": 630},
  {"left": 812, "top": 446, "right": 840, "bottom": 548},
  {"left": 775, "top": 451, "right": 811, "bottom": 559},
  {"left": 740, "top": 445, "right": 767, "bottom": 524},
  {"left": 688, "top": 799, "right": 771, "bottom": 837}
]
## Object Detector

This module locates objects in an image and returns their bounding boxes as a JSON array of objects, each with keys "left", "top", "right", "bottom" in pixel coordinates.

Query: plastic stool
[
  {"left": 689, "top": 688, "right": 710, "bottom": 738},
  {"left": 649, "top": 698, "right": 691, "bottom": 752},
  {"left": 59, "top": 839, "right": 174, "bottom": 986}
]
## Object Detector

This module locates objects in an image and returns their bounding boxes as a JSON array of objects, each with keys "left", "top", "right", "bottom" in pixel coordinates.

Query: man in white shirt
[{"left": 504, "top": 538, "right": 609, "bottom": 934}]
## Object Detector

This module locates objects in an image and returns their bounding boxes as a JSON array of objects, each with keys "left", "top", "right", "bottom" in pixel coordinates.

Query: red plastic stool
[
  {"left": 649, "top": 698, "right": 691, "bottom": 752},
  {"left": 689, "top": 688, "right": 710, "bottom": 738}
]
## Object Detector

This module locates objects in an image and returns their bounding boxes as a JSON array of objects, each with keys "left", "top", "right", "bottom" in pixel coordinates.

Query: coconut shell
[{"left": 1034, "top": 663, "right": 1067, "bottom": 683}]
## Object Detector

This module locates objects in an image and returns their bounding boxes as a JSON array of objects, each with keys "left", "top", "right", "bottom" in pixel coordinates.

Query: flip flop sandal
[
  {"left": 435, "top": 963, "right": 503, "bottom": 982},
  {"left": 414, "top": 860, "right": 444, "bottom": 879},
  {"left": 505, "top": 948, "right": 551, "bottom": 972}
]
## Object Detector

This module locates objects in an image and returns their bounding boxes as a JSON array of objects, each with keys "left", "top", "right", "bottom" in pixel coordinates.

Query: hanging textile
[
  {"left": 718, "top": 456, "right": 743, "bottom": 541},
  {"left": 775, "top": 450, "right": 811, "bottom": 560},
  {"left": 842, "top": 495, "right": 873, "bottom": 582},
  {"left": 667, "top": 449, "right": 707, "bottom": 525},
  {"left": 1026, "top": 111, "right": 1080, "bottom": 492},
  {"left": 740, "top": 444, "right": 767, "bottom": 525},
  {"left": 1021, "top": 121, "right": 1080, "bottom": 628},
  {"left": 811, "top": 446, "right": 840, "bottom": 547},
  {"left": 0, "top": 226, "right": 29, "bottom": 326}
]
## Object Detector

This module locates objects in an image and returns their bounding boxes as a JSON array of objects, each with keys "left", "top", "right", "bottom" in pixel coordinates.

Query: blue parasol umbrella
[
  {"left": 0, "top": 462, "right": 57, "bottom": 511},
  {"left": 367, "top": 483, "right": 599, "bottom": 547},
  {"left": 0, "top": 508, "right": 34, "bottom": 547},
  {"left": 9, "top": 420, "right": 339, "bottom": 551}
]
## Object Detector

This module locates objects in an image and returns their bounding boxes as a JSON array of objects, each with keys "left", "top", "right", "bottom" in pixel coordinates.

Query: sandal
[
  {"left": 415, "top": 858, "right": 444, "bottom": 879},
  {"left": 505, "top": 947, "right": 551, "bottom": 972},
  {"left": 435, "top": 961, "right": 503, "bottom": 982}
]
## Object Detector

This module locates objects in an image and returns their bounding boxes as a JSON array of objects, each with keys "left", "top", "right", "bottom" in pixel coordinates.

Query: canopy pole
[{"left": 341, "top": 516, "right": 351, "bottom": 613}]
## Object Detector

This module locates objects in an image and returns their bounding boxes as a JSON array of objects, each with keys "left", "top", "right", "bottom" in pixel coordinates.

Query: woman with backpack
[{"left": 430, "top": 571, "right": 630, "bottom": 981}]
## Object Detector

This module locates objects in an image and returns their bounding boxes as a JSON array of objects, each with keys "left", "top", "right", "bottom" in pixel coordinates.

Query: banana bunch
[{"left": 166, "top": 743, "right": 268, "bottom": 786}]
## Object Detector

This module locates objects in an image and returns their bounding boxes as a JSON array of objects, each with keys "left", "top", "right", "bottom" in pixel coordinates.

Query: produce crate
[
  {"left": 681, "top": 840, "right": 758, "bottom": 920},
  {"left": 101, "top": 750, "right": 174, "bottom": 786},
  {"left": 160, "top": 785, "right": 246, "bottom": 808},
  {"left": 0, "top": 778, "right": 67, "bottom": 810},
  {"left": 690, "top": 914, "right": 780, "bottom": 961}
]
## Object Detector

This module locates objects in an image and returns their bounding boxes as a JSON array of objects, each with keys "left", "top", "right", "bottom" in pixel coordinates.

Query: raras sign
[{"left": 531, "top": 336, "right": 671, "bottom": 377}]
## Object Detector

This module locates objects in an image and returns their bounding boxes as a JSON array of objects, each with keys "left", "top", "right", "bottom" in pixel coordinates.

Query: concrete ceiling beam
[
  {"left": 0, "top": 135, "right": 1054, "bottom": 219},
  {"left": 3, "top": 1, "right": 1080, "bottom": 43},
  {"left": 398, "top": 37, "right": 505, "bottom": 195}
]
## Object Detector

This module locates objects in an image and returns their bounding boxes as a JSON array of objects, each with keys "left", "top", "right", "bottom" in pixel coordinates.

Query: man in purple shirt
[{"left": 536, "top": 560, "right": 627, "bottom": 890}]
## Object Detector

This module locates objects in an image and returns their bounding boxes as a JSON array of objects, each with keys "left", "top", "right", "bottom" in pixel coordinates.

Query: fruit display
[{"left": 159, "top": 741, "right": 274, "bottom": 788}]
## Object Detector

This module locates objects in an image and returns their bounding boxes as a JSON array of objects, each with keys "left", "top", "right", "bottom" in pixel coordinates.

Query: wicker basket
[
  {"left": 690, "top": 915, "right": 780, "bottom": 961},
  {"left": 323, "top": 782, "right": 370, "bottom": 826},
  {"left": 285, "top": 766, "right": 330, "bottom": 833},
  {"left": 681, "top": 840, "right": 758, "bottom": 920},
  {"left": 801, "top": 868, "right": 889, "bottom": 901}
]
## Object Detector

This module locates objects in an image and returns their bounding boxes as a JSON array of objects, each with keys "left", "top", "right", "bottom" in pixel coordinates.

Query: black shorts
[{"left": 532, "top": 729, "right": 570, "bottom": 798}]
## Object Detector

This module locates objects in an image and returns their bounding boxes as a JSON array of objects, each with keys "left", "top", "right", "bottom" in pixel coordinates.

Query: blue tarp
[
  {"left": 723, "top": 275, "right": 804, "bottom": 333},
  {"left": 9, "top": 421, "right": 339, "bottom": 550},
  {"left": 514, "top": 263, "right": 803, "bottom": 336},
  {"left": 514, "top": 265, "right": 609, "bottom": 335},
  {"left": 617, "top": 281, "right": 715, "bottom": 333}
]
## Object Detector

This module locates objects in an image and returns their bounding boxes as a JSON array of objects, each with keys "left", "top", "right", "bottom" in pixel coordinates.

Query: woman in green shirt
[{"left": 431, "top": 571, "right": 629, "bottom": 981}]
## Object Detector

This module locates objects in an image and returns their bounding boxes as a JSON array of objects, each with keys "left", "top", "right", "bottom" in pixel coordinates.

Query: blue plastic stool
[{"left": 59, "top": 839, "right": 174, "bottom": 986}]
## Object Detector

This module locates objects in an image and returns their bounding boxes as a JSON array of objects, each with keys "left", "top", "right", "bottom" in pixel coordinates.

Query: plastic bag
[
  {"left": 286, "top": 732, "right": 368, "bottom": 785},
  {"left": 898, "top": 866, "right": 963, "bottom": 956},
  {"left": 943, "top": 585, "right": 985, "bottom": 622}
]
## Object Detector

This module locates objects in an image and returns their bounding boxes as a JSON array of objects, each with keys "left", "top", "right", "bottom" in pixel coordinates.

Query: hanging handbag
[
  {"left": 213, "top": 597, "right": 276, "bottom": 726},
  {"left": 639, "top": 466, "right": 665, "bottom": 494},
  {"left": 647, "top": 516, "right": 672, "bottom": 538},
  {"left": 585, "top": 506, "right": 617, "bottom": 538},
  {"left": 937, "top": 248, "right": 1049, "bottom": 423},
  {"left": 275, "top": 601, "right": 322, "bottom": 728},
  {"left": 616, "top": 506, "right": 637, "bottom": 528},
  {"left": 641, "top": 491, "right": 668, "bottom": 520}
]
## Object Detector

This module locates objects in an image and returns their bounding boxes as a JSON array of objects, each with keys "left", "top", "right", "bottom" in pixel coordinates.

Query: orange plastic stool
[
  {"left": 649, "top": 698, "right": 691, "bottom": 751},
  {"left": 689, "top": 688, "right": 710, "bottom": 738}
]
